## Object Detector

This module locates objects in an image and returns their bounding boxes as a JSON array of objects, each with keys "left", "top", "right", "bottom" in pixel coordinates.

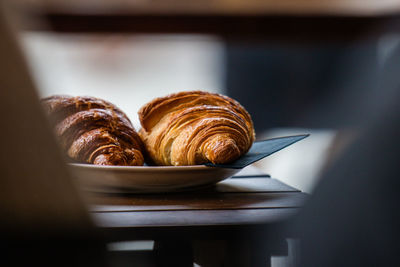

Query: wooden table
[
  {"left": 13, "top": 0, "right": 400, "bottom": 42},
  {"left": 87, "top": 167, "right": 307, "bottom": 266}
]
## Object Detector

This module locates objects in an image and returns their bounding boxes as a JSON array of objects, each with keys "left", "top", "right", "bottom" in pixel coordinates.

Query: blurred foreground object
[
  {"left": 293, "top": 100, "right": 399, "bottom": 266},
  {"left": 0, "top": 3, "right": 107, "bottom": 266},
  {"left": 289, "top": 37, "right": 400, "bottom": 267}
]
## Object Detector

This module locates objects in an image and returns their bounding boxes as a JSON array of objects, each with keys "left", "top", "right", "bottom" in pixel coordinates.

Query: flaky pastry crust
[
  {"left": 138, "top": 91, "right": 255, "bottom": 165},
  {"left": 42, "top": 95, "right": 144, "bottom": 166}
]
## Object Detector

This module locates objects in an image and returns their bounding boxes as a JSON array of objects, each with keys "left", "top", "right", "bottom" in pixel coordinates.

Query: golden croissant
[
  {"left": 41, "top": 95, "right": 144, "bottom": 166},
  {"left": 138, "top": 91, "right": 255, "bottom": 166}
]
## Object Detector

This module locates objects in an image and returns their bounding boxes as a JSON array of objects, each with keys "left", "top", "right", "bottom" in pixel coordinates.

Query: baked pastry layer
[
  {"left": 138, "top": 91, "right": 255, "bottom": 166},
  {"left": 42, "top": 95, "right": 144, "bottom": 166}
]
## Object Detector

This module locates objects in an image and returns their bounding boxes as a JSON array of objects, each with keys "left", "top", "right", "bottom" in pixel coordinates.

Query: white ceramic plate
[{"left": 68, "top": 163, "right": 241, "bottom": 193}]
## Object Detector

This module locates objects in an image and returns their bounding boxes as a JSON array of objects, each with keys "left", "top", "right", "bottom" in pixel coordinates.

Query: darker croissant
[
  {"left": 138, "top": 91, "right": 255, "bottom": 166},
  {"left": 41, "top": 95, "right": 144, "bottom": 166}
]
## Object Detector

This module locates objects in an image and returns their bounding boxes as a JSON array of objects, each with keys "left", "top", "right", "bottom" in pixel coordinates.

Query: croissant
[
  {"left": 138, "top": 91, "right": 255, "bottom": 166},
  {"left": 41, "top": 95, "right": 144, "bottom": 166}
]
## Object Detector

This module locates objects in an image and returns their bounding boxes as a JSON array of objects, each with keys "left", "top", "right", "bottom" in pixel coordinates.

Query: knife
[{"left": 205, "top": 134, "right": 309, "bottom": 169}]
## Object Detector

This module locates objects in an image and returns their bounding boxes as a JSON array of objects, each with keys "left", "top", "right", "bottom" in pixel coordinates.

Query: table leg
[
  {"left": 225, "top": 238, "right": 271, "bottom": 267},
  {"left": 154, "top": 239, "right": 193, "bottom": 267},
  {"left": 193, "top": 240, "right": 226, "bottom": 267},
  {"left": 193, "top": 238, "right": 272, "bottom": 267}
]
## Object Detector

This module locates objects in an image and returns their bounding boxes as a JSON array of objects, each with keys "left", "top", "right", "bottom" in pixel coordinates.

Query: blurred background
[
  {"left": 18, "top": 22, "right": 399, "bottom": 194},
  {"left": 2, "top": 0, "right": 400, "bottom": 266},
  {"left": 21, "top": 31, "right": 334, "bottom": 193},
  {"left": 22, "top": 33, "right": 225, "bottom": 128}
]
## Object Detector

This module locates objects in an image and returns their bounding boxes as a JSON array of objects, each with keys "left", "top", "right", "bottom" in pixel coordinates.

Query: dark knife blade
[{"left": 205, "top": 134, "right": 309, "bottom": 169}]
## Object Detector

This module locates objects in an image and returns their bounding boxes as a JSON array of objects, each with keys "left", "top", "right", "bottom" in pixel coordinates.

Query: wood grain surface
[
  {"left": 89, "top": 178, "right": 302, "bottom": 212},
  {"left": 13, "top": 0, "right": 400, "bottom": 41},
  {"left": 14, "top": 0, "right": 400, "bottom": 16},
  {"left": 88, "top": 176, "right": 307, "bottom": 232}
]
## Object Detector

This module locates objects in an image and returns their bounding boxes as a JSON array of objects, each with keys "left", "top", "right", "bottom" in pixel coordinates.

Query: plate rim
[
  {"left": 68, "top": 163, "right": 223, "bottom": 171},
  {"left": 68, "top": 163, "right": 241, "bottom": 193}
]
